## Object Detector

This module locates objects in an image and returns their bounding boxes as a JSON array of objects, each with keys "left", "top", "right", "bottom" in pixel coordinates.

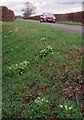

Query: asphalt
[
  {"left": 42, "top": 22, "right": 83, "bottom": 34},
  {"left": 25, "top": 20, "right": 83, "bottom": 34}
]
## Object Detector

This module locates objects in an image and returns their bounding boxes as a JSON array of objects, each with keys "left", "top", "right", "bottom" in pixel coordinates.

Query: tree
[{"left": 22, "top": 2, "right": 36, "bottom": 18}]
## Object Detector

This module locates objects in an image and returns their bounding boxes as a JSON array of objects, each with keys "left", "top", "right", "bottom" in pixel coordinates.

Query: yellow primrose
[
  {"left": 69, "top": 106, "right": 72, "bottom": 110},
  {"left": 65, "top": 105, "right": 68, "bottom": 110},
  {"left": 15, "top": 64, "right": 18, "bottom": 67},
  {"left": 59, "top": 105, "right": 63, "bottom": 108}
]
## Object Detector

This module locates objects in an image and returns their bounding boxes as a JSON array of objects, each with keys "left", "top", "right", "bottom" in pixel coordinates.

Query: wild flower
[
  {"left": 57, "top": 102, "right": 82, "bottom": 118},
  {"left": 65, "top": 105, "right": 68, "bottom": 110},
  {"left": 69, "top": 106, "right": 72, "bottom": 110},
  {"left": 8, "top": 60, "right": 29, "bottom": 74},
  {"left": 27, "top": 96, "right": 50, "bottom": 119},
  {"left": 39, "top": 46, "right": 54, "bottom": 58},
  {"left": 59, "top": 104, "right": 63, "bottom": 108},
  {"left": 35, "top": 96, "right": 49, "bottom": 106},
  {"left": 41, "top": 37, "right": 46, "bottom": 41}
]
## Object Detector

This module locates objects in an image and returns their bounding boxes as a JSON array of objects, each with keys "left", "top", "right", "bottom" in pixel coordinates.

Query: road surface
[
  {"left": 42, "top": 22, "right": 83, "bottom": 34},
  {"left": 25, "top": 20, "right": 83, "bottom": 34}
]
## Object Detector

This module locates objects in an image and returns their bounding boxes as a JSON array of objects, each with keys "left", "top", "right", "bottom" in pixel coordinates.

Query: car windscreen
[{"left": 43, "top": 13, "right": 53, "bottom": 17}]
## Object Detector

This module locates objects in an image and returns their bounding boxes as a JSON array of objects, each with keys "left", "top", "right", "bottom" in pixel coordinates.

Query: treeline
[
  {"left": 0, "top": 6, "right": 15, "bottom": 22},
  {"left": 0, "top": 5, "right": 83, "bottom": 23},
  {"left": 26, "top": 11, "right": 84, "bottom": 23},
  {"left": 55, "top": 11, "right": 84, "bottom": 23}
]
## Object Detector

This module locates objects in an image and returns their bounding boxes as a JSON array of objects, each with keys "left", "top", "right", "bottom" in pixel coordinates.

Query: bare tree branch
[{"left": 22, "top": 2, "right": 36, "bottom": 18}]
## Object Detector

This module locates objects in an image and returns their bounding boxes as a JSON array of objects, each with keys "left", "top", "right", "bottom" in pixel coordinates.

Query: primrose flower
[
  {"left": 65, "top": 105, "right": 68, "bottom": 110},
  {"left": 42, "top": 98, "right": 44, "bottom": 101},
  {"left": 20, "top": 72, "right": 22, "bottom": 74},
  {"left": 59, "top": 105, "right": 63, "bottom": 108},
  {"left": 41, "top": 37, "right": 45, "bottom": 40},
  {"left": 9, "top": 67, "right": 12, "bottom": 70},
  {"left": 48, "top": 46, "right": 51, "bottom": 48},
  {"left": 4, "top": 36, "right": 7, "bottom": 38},
  {"left": 37, "top": 97, "right": 41, "bottom": 100},
  {"left": 35, "top": 99, "right": 37, "bottom": 103},
  {"left": 11, "top": 48, "right": 14, "bottom": 51},
  {"left": 15, "top": 64, "right": 18, "bottom": 67},
  {"left": 23, "top": 61, "right": 28, "bottom": 65},
  {"left": 40, "top": 50, "right": 43, "bottom": 53},
  {"left": 46, "top": 100, "right": 49, "bottom": 103},
  {"left": 69, "top": 106, "right": 72, "bottom": 110}
]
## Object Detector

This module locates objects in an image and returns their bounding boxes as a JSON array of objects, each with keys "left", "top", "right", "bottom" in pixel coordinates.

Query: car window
[{"left": 43, "top": 13, "right": 53, "bottom": 16}]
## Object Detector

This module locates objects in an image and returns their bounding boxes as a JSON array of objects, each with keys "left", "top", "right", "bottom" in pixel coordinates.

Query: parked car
[{"left": 40, "top": 13, "right": 56, "bottom": 23}]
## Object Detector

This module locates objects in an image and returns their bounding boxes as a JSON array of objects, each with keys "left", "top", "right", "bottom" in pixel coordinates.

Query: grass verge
[{"left": 2, "top": 20, "right": 84, "bottom": 119}]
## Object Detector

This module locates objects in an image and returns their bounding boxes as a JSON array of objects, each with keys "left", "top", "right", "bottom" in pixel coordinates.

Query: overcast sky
[{"left": 0, "top": 0, "right": 83, "bottom": 16}]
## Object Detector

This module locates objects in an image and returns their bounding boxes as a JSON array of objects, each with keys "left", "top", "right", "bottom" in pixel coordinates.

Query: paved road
[
  {"left": 42, "top": 22, "right": 83, "bottom": 34},
  {"left": 25, "top": 20, "right": 83, "bottom": 34}
]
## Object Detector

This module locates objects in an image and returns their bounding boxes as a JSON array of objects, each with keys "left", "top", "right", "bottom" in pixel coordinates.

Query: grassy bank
[{"left": 2, "top": 20, "right": 83, "bottom": 119}]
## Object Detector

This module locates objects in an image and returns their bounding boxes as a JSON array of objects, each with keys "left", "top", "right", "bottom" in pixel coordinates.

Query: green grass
[
  {"left": 57, "top": 21, "right": 84, "bottom": 26},
  {"left": 2, "top": 20, "right": 83, "bottom": 119}
]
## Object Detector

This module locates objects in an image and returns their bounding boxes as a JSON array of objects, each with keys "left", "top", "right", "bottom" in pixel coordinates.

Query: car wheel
[{"left": 53, "top": 21, "right": 55, "bottom": 23}]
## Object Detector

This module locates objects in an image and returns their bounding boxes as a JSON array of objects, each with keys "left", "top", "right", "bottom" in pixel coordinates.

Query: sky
[{"left": 0, "top": 0, "right": 83, "bottom": 16}]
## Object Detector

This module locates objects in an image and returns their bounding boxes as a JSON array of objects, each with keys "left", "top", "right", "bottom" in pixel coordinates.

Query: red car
[{"left": 40, "top": 13, "right": 56, "bottom": 23}]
